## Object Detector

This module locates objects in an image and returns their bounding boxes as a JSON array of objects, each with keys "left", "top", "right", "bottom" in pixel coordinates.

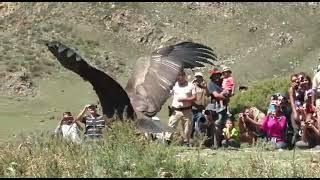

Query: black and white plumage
[{"left": 45, "top": 41, "right": 217, "bottom": 133}]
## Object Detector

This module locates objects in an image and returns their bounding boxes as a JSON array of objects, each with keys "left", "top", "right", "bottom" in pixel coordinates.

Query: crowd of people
[
  {"left": 166, "top": 65, "right": 320, "bottom": 150},
  {"left": 54, "top": 65, "right": 320, "bottom": 151}
]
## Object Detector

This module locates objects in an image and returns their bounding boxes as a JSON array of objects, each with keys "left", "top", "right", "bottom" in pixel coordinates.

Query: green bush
[{"left": 230, "top": 77, "right": 290, "bottom": 115}]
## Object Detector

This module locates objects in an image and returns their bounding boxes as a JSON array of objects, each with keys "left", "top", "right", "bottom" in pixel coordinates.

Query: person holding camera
[
  {"left": 54, "top": 111, "right": 82, "bottom": 144},
  {"left": 238, "top": 106, "right": 265, "bottom": 145},
  {"left": 260, "top": 102, "right": 288, "bottom": 150},
  {"left": 295, "top": 89, "right": 320, "bottom": 149},
  {"left": 191, "top": 72, "right": 209, "bottom": 137},
  {"left": 76, "top": 104, "right": 107, "bottom": 140}
]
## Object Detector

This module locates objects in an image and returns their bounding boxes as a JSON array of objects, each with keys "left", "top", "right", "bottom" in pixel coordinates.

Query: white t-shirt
[{"left": 171, "top": 82, "right": 196, "bottom": 108}]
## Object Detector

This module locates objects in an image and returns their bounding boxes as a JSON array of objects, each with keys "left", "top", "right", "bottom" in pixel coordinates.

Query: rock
[{"left": 248, "top": 26, "right": 258, "bottom": 32}]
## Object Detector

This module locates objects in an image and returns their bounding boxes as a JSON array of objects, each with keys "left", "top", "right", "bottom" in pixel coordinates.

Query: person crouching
[{"left": 222, "top": 119, "right": 240, "bottom": 148}]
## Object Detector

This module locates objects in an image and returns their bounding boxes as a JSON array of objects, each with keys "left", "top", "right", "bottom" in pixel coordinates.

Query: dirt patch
[
  {"left": 0, "top": 68, "right": 36, "bottom": 96},
  {"left": 103, "top": 8, "right": 190, "bottom": 49}
]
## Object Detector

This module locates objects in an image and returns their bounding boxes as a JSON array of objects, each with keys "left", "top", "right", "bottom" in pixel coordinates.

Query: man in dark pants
[
  {"left": 204, "top": 69, "right": 230, "bottom": 148},
  {"left": 191, "top": 72, "right": 209, "bottom": 137}
]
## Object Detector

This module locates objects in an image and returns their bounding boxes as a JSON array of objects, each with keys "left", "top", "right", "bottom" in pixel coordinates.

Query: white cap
[{"left": 194, "top": 72, "right": 203, "bottom": 77}]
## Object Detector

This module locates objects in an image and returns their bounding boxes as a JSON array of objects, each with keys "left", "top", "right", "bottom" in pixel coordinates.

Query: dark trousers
[
  {"left": 222, "top": 139, "right": 240, "bottom": 148},
  {"left": 191, "top": 109, "right": 206, "bottom": 137}
]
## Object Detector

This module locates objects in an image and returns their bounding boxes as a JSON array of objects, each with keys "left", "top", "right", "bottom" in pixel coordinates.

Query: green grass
[{"left": 1, "top": 121, "right": 320, "bottom": 178}]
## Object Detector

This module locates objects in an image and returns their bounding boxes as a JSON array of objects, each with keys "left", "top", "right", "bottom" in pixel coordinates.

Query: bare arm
[
  {"left": 289, "top": 87, "right": 297, "bottom": 115},
  {"left": 76, "top": 105, "right": 90, "bottom": 122},
  {"left": 244, "top": 115, "right": 262, "bottom": 127},
  {"left": 212, "top": 91, "right": 226, "bottom": 100},
  {"left": 310, "top": 124, "right": 320, "bottom": 137}
]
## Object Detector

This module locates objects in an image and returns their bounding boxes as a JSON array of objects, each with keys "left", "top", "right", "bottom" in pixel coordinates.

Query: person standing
[
  {"left": 206, "top": 68, "right": 230, "bottom": 148},
  {"left": 76, "top": 104, "right": 107, "bottom": 140},
  {"left": 191, "top": 72, "right": 209, "bottom": 137},
  {"left": 168, "top": 70, "right": 196, "bottom": 146}
]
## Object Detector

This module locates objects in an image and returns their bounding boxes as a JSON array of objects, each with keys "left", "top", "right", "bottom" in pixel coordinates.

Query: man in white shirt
[{"left": 168, "top": 70, "right": 196, "bottom": 146}]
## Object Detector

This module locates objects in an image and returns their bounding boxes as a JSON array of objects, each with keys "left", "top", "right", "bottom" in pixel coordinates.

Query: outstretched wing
[
  {"left": 126, "top": 41, "right": 217, "bottom": 117},
  {"left": 45, "top": 41, "right": 135, "bottom": 120}
]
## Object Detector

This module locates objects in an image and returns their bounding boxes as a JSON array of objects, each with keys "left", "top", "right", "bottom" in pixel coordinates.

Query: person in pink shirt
[
  {"left": 222, "top": 66, "right": 235, "bottom": 96},
  {"left": 260, "top": 101, "right": 288, "bottom": 149},
  {"left": 221, "top": 66, "right": 235, "bottom": 115}
]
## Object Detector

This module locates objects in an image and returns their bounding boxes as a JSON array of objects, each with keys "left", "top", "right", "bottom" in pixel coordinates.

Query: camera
[{"left": 204, "top": 110, "right": 211, "bottom": 115}]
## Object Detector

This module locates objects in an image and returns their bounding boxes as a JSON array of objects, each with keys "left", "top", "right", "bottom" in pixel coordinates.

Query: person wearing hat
[
  {"left": 76, "top": 104, "right": 107, "bottom": 140},
  {"left": 205, "top": 68, "right": 230, "bottom": 148},
  {"left": 191, "top": 72, "right": 209, "bottom": 137}
]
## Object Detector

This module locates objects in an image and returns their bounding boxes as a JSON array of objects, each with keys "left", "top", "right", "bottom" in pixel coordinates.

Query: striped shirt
[{"left": 81, "top": 114, "right": 105, "bottom": 138}]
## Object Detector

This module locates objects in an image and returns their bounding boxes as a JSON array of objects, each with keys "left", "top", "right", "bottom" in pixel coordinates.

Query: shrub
[{"left": 229, "top": 77, "right": 290, "bottom": 115}]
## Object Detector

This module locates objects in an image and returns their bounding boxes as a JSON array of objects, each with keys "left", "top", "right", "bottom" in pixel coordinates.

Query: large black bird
[{"left": 45, "top": 41, "right": 217, "bottom": 133}]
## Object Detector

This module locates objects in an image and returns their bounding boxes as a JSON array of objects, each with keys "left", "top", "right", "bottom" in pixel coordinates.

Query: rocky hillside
[{"left": 1, "top": 2, "right": 320, "bottom": 96}]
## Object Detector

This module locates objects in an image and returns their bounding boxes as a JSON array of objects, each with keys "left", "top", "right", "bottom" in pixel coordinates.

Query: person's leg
[
  {"left": 168, "top": 110, "right": 182, "bottom": 129},
  {"left": 221, "top": 139, "right": 228, "bottom": 148},
  {"left": 193, "top": 110, "right": 203, "bottom": 136},
  {"left": 290, "top": 112, "right": 300, "bottom": 146},
  {"left": 214, "top": 109, "right": 228, "bottom": 147},
  {"left": 295, "top": 140, "right": 310, "bottom": 149},
  {"left": 191, "top": 110, "right": 198, "bottom": 138},
  {"left": 168, "top": 111, "right": 183, "bottom": 143},
  {"left": 182, "top": 110, "right": 193, "bottom": 144},
  {"left": 228, "top": 139, "right": 241, "bottom": 148}
]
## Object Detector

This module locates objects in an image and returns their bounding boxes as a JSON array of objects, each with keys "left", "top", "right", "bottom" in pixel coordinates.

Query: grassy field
[
  {"left": 1, "top": 122, "right": 320, "bottom": 178},
  {"left": 2, "top": 2, "right": 320, "bottom": 177}
]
